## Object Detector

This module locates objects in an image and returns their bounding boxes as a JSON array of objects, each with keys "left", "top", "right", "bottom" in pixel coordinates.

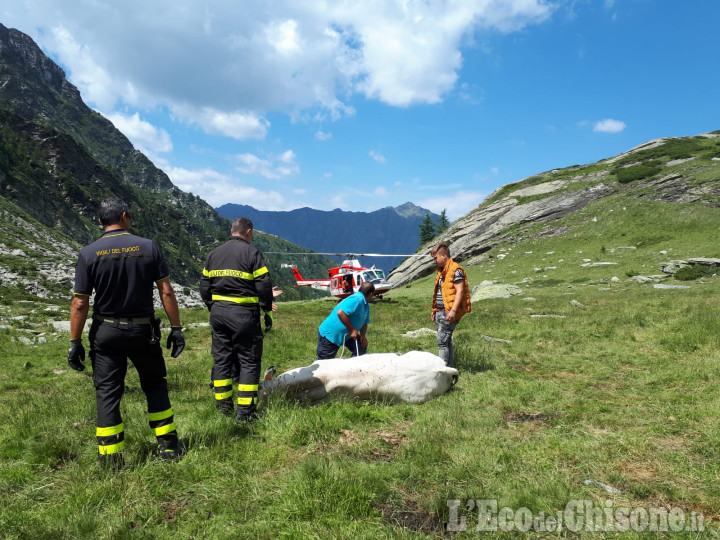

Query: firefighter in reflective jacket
[
  {"left": 200, "top": 217, "right": 274, "bottom": 422},
  {"left": 68, "top": 198, "right": 185, "bottom": 470}
]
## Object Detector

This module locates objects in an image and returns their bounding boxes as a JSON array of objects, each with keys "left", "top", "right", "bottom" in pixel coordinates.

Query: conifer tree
[
  {"left": 418, "top": 213, "right": 437, "bottom": 245},
  {"left": 436, "top": 209, "right": 449, "bottom": 234}
]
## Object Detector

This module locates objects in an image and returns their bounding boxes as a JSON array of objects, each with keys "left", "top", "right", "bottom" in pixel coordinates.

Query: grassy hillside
[
  {"left": 480, "top": 134, "right": 720, "bottom": 211},
  {"left": 1, "top": 194, "right": 718, "bottom": 538}
]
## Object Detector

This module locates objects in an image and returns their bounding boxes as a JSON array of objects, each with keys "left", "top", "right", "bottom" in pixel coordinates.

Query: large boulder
[
  {"left": 471, "top": 280, "right": 524, "bottom": 301},
  {"left": 660, "top": 260, "right": 690, "bottom": 274},
  {"left": 687, "top": 258, "right": 720, "bottom": 267}
]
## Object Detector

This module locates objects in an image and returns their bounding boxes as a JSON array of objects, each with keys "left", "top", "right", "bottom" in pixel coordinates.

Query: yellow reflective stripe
[
  {"left": 153, "top": 423, "right": 177, "bottom": 436},
  {"left": 237, "top": 384, "right": 258, "bottom": 392},
  {"left": 237, "top": 397, "right": 257, "bottom": 405},
  {"left": 148, "top": 408, "right": 174, "bottom": 421},
  {"left": 98, "top": 440, "right": 125, "bottom": 455},
  {"left": 103, "top": 232, "right": 130, "bottom": 238},
  {"left": 213, "top": 379, "right": 233, "bottom": 387},
  {"left": 202, "top": 267, "right": 210, "bottom": 277},
  {"left": 215, "top": 390, "right": 233, "bottom": 400},
  {"left": 205, "top": 269, "right": 254, "bottom": 280},
  {"left": 96, "top": 424, "right": 124, "bottom": 437},
  {"left": 211, "top": 295, "right": 259, "bottom": 304},
  {"left": 253, "top": 266, "right": 269, "bottom": 278}
]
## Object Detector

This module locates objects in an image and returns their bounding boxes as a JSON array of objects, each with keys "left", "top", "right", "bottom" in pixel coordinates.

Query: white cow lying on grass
[{"left": 261, "top": 351, "right": 458, "bottom": 405}]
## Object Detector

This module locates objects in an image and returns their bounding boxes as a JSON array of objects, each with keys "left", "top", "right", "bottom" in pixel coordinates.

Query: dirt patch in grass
[
  {"left": 553, "top": 371, "right": 585, "bottom": 379},
  {"left": 503, "top": 412, "right": 552, "bottom": 424},
  {"left": 162, "top": 499, "right": 189, "bottom": 523},
  {"left": 593, "top": 382, "right": 624, "bottom": 390},
  {"left": 327, "top": 423, "right": 410, "bottom": 461},
  {"left": 338, "top": 429, "right": 363, "bottom": 446},
  {"left": 375, "top": 498, "right": 445, "bottom": 535},
  {"left": 653, "top": 435, "right": 691, "bottom": 451},
  {"left": 641, "top": 496, "right": 720, "bottom": 523},
  {"left": 618, "top": 460, "right": 658, "bottom": 481}
]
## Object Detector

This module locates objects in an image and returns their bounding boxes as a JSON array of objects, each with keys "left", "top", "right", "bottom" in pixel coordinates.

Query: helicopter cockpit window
[{"left": 362, "top": 271, "right": 379, "bottom": 282}]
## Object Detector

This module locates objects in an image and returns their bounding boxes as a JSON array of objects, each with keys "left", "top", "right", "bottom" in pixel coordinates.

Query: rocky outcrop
[
  {"left": 389, "top": 182, "right": 615, "bottom": 287},
  {"left": 470, "top": 281, "right": 523, "bottom": 301},
  {"left": 660, "top": 258, "right": 720, "bottom": 274}
]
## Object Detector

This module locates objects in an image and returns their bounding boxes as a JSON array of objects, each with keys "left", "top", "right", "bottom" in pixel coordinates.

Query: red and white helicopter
[{"left": 274, "top": 253, "right": 429, "bottom": 301}]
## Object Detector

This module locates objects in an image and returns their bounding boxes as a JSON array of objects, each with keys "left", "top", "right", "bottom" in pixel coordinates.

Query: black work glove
[
  {"left": 68, "top": 339, "right": 85, "bottom": 371},
  {"left": 166, "top": 326, "right": 185, "bottom": 358},
  {"left": 264, "top": 312, "right": 273, "bottom": 332}
]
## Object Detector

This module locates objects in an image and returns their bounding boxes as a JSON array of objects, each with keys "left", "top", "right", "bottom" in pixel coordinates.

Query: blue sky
[{"left": 3, "top": 1, "right": 719, "bottom": 220}]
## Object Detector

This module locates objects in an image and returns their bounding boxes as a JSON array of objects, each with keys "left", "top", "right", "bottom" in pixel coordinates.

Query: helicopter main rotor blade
[{"left": 264, "top": 252, "right": 431, "bottom": 258}]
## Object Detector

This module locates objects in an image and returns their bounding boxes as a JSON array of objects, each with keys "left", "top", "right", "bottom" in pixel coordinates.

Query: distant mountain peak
[{"left": 394, "top": 201, "right": 434, "bottom": 218}]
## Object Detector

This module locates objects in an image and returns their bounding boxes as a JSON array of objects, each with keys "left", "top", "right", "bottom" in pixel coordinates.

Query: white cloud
[
  {"left": 323, "top": 172, "right": 333, "bottom": 178},
  {"left": 593, "top": 118, "right": 626, "bottom": 133},
  {"left": 417, "top": 190, "right": 487, "bottom": 221},
  {"left": 8, "top": 0, "right": 558, "bottom": 122},
  {"left": 370, "top": 150, "right": 387, "bottom": 163},
  {"left": 490, "top": 166, "right": 499, "bottom": 174},
  {"left": 374, "top": 186, "right": 388, "bottom": 196},
  {"left": 166, "top": 166, "right": 296, "bottom": 209},
  {"left": 315, "top": 130, "right": 333, "bottom": 140},
  {"left": 106, "top": 112, "right": 173, "bottom": 153},
  {"left": 331, "top": 193, "right": 349, "bottom": 210},
  {"left": 46, "top": 25, "right": 119, "bottom": 112},
  {"left": 267, "top": 19, "right": 301, "bottom": 54},
  {"left": 173, "top": 105, "right": 270, "bottom": 140},
  {"left": 236, "top": 150, "right": 300, "bottom": 179}
]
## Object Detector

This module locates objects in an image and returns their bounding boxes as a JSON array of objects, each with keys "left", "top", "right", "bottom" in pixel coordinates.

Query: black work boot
[
  {"left": 216, "top": 398, "right": 234, "bottom": 417},
  {"left": 157, "top": 436, "right": 181, "bottom": 461},
  {"left": 99, "top": 452, "right": 124, "bottom": 471},
  {"left": 234, "top": 407, "right": 259, "bottom": 424}
]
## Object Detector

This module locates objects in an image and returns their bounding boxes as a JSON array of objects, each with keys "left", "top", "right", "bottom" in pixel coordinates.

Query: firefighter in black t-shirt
[
  {"left": 68, "top": 198, "right": 186, "bottom": 470},
  {"left": 200, "top": 217, "right": 274, "bottom": 423}
]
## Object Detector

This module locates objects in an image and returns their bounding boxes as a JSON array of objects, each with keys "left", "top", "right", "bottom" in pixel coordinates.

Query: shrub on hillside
[
  {"left": 615, "top": 138, "right": 704, "bottom": 166},
  {"left": 673, "top": 265, "right": 717, "bottom": 281},
  {"left": 615, "top": 163, "right": 662, "bottom": 184}
]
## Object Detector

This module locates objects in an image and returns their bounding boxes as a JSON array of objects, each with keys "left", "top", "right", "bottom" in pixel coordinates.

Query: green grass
[{"left": 1, "top": 197, "right": 720, "bottom": 538}]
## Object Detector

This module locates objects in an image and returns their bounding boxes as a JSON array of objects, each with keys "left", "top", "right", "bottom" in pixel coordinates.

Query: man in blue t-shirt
[{"left": 316, "top": 282, "right": 375, "bottom": 359}]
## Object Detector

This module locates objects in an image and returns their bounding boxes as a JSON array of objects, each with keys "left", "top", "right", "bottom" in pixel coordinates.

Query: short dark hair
[
  {"left": 431, "top": 242, "right": 450, "bottom": 258},
  {"left": 231, "top": 217, "right": 253, "bottom": 236},
  {"left": 359, "top": 281, "right": 375, "bottom": 295},
  {"left": 98, "top": 198, "right": 130, "bottom": 227}
]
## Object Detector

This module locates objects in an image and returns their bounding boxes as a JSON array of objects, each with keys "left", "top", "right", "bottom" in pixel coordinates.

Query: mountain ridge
[{"left": 216, "top": 202, "right": 440, "bottom": 270}]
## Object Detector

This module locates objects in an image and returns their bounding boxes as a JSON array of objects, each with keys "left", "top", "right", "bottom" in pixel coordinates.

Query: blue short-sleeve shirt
[{"left": 318, "top": 292, "right": 370, "bottom": 346}]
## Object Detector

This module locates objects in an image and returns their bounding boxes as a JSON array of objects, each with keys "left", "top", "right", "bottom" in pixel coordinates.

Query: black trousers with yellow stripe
[
  {"left": 209, "top": 302, "right": 263, "bottom": 416},
  {"left": 89, "top": 320, "right": 177, "bottom": 456}
]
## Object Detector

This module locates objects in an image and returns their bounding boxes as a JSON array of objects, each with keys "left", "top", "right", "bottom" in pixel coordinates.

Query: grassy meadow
[{"left": 1, "top": 196, "right": 719, "bottom": 538}]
